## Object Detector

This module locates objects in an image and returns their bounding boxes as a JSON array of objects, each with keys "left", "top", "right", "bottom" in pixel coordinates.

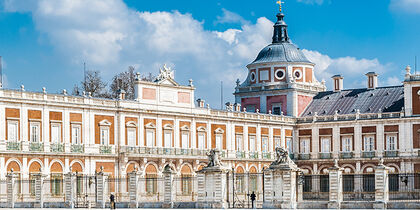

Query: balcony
[
  {"left": 362, "top": 151, "right": 375, "bottom": 158},
  {"left": 262, "top": 152, "right": 271, "bottom": 159},
  {"left": 249, "top": 151, "right": 259, "bottom": 159},
  {"left": 298, "top": 153, "right": 310, "bottom": 160},
  {"left": 236, "top": 151, "right": 245, "bottom": 159},
  {"left": 50, "top": 143, "right": 64, "bottom": 153},
  {"left": 99, "top": 145, "right": 112, "bottom": 154},
  {"left": 319, "top": 153, "right": 332, "bottom": 159},
  {"left": 340, "top": 152, "right": 353, "bottom": 159},
  {"left": 71, "top": 144, "right": 84, "bottom": 153},
  {"left": 6, "top": 141, "right": 22, "bottom": 151},
  {"left": 29, "top": 142, "right": 44, "bottom": 152},
  {"left": 384, "top": 150, "right": 398, "bottom": 157}
]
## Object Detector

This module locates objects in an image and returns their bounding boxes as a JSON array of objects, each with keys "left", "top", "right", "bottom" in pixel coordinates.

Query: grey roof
[
  {"left": 300, "top": 86, "right": 404, "bottom": 117},
  {"left": 251, "top": 43, "right": 313, "bottom": 65}
]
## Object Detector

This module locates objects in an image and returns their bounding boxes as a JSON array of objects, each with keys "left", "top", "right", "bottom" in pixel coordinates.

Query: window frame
[
  {"left": 7, "top": 120, "right": 19, "bottom": 141},
  {"left": 100, "top": 126, "right": 110, "bottom": 145},
  {"left": 71, "top": 124, "right": 82, "bottom": 145},
  {"left": 50, "top": 123, "right": 61, "bottom": 144},
  {"left": 29, "top": 122, "right": 41, "bottom": 143}
]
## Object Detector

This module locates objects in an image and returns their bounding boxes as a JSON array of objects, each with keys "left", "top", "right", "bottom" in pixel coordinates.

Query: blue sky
[{"left": 0, "top": 0, "right": 419, "bottom": 107}]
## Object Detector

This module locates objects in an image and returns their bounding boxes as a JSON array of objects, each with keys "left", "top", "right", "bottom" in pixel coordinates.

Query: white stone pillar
[
  {"left": 96, "top": 170, "right": 106, "bottom": 208},
  {"left": 64, "top": 171, "right": 75, "bottom": 208},
  {"left": 328, "top": 160, "right": 344, "bottom": 209},
  {"left": 33, "top": 173, "right": 44, "bottom": 208},
  {"left": 128, "top": 170, "right": 139, "bottom": 208},
  {"left": 373, "top": 160, "right": 390, "bottom": 209},
  {"left": 162, "top": 166, "right": 175, "bottom": 208},
  {"left": 196, "top": 166, "right": 230, "bottom": 208},
  {"left": 6, "top": 171, "right": 17, "bottom": 208}
]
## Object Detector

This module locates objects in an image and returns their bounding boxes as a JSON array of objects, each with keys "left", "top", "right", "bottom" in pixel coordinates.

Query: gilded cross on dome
[
  {"left": 276, "top": 0, "right": 284, "bottom": 12},
  {"left": 157, "top": 64, "right": 175, "bottom": 81}
]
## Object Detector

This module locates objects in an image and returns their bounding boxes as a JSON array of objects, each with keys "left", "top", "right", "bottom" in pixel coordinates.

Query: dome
[{"left": 251, "top": 43, "right": 312, "bottom": 65}]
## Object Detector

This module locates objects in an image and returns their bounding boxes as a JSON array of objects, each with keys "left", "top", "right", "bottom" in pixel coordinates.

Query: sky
[{"left": 0, "top": 0, "right": 419, "bottom": 108}]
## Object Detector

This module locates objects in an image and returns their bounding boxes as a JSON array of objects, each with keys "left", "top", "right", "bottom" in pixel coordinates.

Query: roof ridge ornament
[
  {"left": 272, "top": 1, "right": 289, "bottom": 43},
  {"left": 276, "top": 0, "right": 285, "bottom": 12},
  {"left": 156, "top": 64, "right": 175, "bottom": 81}
]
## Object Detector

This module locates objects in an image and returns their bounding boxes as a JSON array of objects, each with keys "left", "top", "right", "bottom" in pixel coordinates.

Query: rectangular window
[
  {"left": 181, "top": 175, "right": 192, "bottom": 195},
  {"left": 246, "top": 105, "right": 256, "bottom": 113},
  {"left": 321, "top": 137, "right": 330, "bottom": 153},
  {"left": 215, "top": 134, "right": 222, "bottom": 149},
  {"left": 286, "top": 137, "right": 292, "bottom": 153},
  {"left": 51, "top": 124, "right": 61, "bottom": 143},
  {"left": 100, "top": 127, "right": 109, "bottom": 145},
  {"left": 262, "top": 136, "right": 268, "bottom": 152},
  {"left": 300, "top": 138, "right": 310, "bottom": 154},
  {"left": 249, "top": 174, "right": 258, "bottom": 192},
  {"left": 71, "top": 124, "right": 81, "bottom": 144},
  {"left": 146, "top": 130, "right": 154, "bottom": 147},
  {"left": 272, "top": 103, "right": 282, "bottom": 115},
  {"left": 363, "top": 135, "right": 375, "bottom": 151},
  {"left": 30, "top": 122, "right": 40, "bottom": 142},
  {"left": 181, "top": 132, "right": 189, "bottom": 148},
  {"left": 386, "top": 135, "right": 396, "bottom": 151},
  {"left": 127, "top": 128, "right": 136, "bottom": 146},
  {"left": 198, "top": 133, "right": 205, "bottom": 149},
  {"left": 51, "top": 174, "right": 63, "bottom": 196},
  {"left": 7, "top": 121, "right": 18, "bottom": 141},
  {"left": 342, "top": 136, "right": 352, "bottom": 152},
  {"left": 236, "top": 135, "right": 243, "bottom": 151},
  {"left": 164, "top": 131, "right": 172, "bottom": 148},
  {"left": 146, "top": 174, "right": 157, "bottom": 194},
  {"left": 274, "top": 137, "right": 281, "bottom": 148},
  {"left": 249, "top": 135, "right": 256, "bottom": 151}
]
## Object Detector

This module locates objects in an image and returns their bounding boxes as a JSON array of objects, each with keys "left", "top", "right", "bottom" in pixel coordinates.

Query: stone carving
[
  {"left": 156, "top": 64, "right": 175, "bottom": 82},
  {"left": 271, "top": 147, "right": 290, "bottom": 166},
  {"left": 206, "top": 149, "right": 222, "bottom": 167}
]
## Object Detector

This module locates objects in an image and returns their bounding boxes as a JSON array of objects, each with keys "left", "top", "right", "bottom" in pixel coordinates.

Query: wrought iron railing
[
  {"left": 50, "top": 143, "right": 64, "bottom": 153},
  {"left": 303, "top": 175, "right": 330, "bottom": 200},
  {"left": 6, "top": 141, "right": 22, "bottom": 151},
  {"left": 249, "top": 151, "right": 259, "bottom": 159},
  {"left": 298, "top": 153, "right": 310, "bottom": 160},
  {"left": 236, "top": 151, "right": 245, "bottom": 159},
  {"left": 99, "top": 145, "right": 112, "bottom": 154},
  {"left": 384, "top": 150, "right": 398, "bottom": 157},
  {"left": 71, "top": 144, "right": 84, "bottom": 153},
  {"left": 343, "top": 174, "right": 375, "bottom": 201},
  {"left": 389, "top": 173, "right": 420, "bottom": 201},
  {"left": 29, "top": 142, "right": 44, "bottom": 152},
  {"left": 361, "top": 151, "right": 375, "bottom": 158},
  {"left": 340, "top": 152, "right": 353, "bottom": 159},
  {"left": 319, "top": 153, "right": 332, "bottom": 159},
  {"left": 262, "top": 152, "right": 271, "bottom": 159}
]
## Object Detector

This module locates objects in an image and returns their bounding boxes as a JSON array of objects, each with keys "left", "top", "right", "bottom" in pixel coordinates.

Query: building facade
[{"left": 0, "top": 7, "right": 419, "bottom": 206}]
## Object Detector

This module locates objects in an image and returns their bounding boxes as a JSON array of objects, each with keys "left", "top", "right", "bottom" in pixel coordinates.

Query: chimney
[
  {"left": 196, "top": 98, "right": 205, "bottom": 108},
  {"left": 331, "top": 75, "right": 343, "bottom": 92},
  {"left": 365, "top": 72, "right": 378, "bottom": 89},
  {"left": 233, "top": 103, "right": 241, "bottom": 112},
  {"left": 118, "top": 89, "right": 126, "bottom": 100}
]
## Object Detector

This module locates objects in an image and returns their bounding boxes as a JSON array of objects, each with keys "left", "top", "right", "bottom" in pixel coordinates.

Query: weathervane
[{"left": 276, "top": 0, "right": 285, "bottom": 12}]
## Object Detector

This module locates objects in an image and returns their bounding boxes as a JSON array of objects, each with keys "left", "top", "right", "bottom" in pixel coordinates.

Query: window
[
  {"left": 7, "top": 120, "right": 18, "bottom": 141},
  {"left": 363, "top": 135, "right": 375, "bottom": 151},
  {"left": 274, "top": 137, "right": 281, "bottom": 148},
  {"left": 321, "top": 137, "right": 330, "bottom": 153},
  {"left": 342, "top": 136, "right": 352, "bottom": 152},
  {"left": 215, "top": 134, "right": 222, "bottom": 149},
  {"left": 342, "top": 175, "right": 354, "bottom": 192},
  {"left": 236, "top": 135, "right": 243, "bottom": 151},
  {"left": 300, "top": 138, "right": 310, "bottom": 154},
  {"left": 127, "top": 128, "right": 136, "bottom": 146},
  {"left": 146, "top": 130, "right": 154, "bottom": 147},
  {"left": 100, "top": 127, "right": 109, "bottom": 145},
  {"left": 51, "top": 174, "right": 63, "bottom": 196},
  {"left": 181, "top": 132, "right": 189, "bottom": 148},
  {"left": 71, "top": 124, "right": 81, "bottom": 144},
  {"left": 164, "top": 131, "right": 172, "bottom": 148},
  {"left": 51, "top": 123, "right": 61, "bottom": 143},
  {"left": 249, "top": 135, "right": 256, "bottom": 151},
  {"left": 249, "top": 174, "right": 258, "bottom": 192},
  {"left": 235, "top": 174, "right": 245, "bottom": 193},
  {"left": 320, "top": 175, "right": 330, "bottom": 192},
  {"left": 303, "top": 176, "right": 312, "bottom": 192},
  {"left": 246, "top": 105, "right": 256, "bottom": 113},
  {"left": 286, "top": 137, "right": 293, "bottom": 153},
  {"left": 146, "top": 174, "right": 157, "bottom": 194},
  {"left": 386, "top": 135, "right": 396, "bottom": 151},
  {"left": 272, "top": 103, "right": 282, "bottom": 115},
  {"left": 29, "top": 174, "right": 36, "bottom": 196},
  {"left": 197, "top": 133, "right": 205, "bottom": 149},
  {"left": 181, "top": 175, "right": 193, "bottom": 195},
  {"left": 30, "top": 122, "right": 40, "bottom": 142},
  {"left": 262, "top": 136, "right": 268, "bottom": 152},
  {"left": 363, "top": 174, "right": 375, "bottom": 192}
]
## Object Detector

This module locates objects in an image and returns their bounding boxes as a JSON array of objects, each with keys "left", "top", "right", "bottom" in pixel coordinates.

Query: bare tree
[
  {"left": 72, "top": 70, "right": 108, "bottom": 98},
  {"left": 110, "top": 66, "right": 156, "bottom": 99}
]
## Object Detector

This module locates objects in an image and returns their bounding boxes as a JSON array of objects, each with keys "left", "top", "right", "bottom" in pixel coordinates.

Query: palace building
[{"left": 0, "top": 5, "right": 419, "bottom": 206}]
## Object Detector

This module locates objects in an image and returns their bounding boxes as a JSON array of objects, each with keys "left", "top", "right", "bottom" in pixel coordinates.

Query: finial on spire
[{"left": 276, "top": 0, "right": 285, "bottom": 12}]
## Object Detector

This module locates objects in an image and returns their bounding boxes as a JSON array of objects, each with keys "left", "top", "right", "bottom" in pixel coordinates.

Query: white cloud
[
  {"left": 303, "top": 49, "right": 394, "bottom": 89},
  {"left": 215, "top": 8, "right": 250, "bottom": 25},
  {"left": 390, "top": 0, "right": 420, "bottom": 14},
  {"left": 384, "top": 76, "right": 402, "bottom": 86},
  {"left": 297, "top": 0, "right": 326, "bottom": 5}
]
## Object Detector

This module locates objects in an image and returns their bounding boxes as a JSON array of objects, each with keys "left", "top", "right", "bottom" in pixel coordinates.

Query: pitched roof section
[{"left": 301, "top": 86, "right": 404, "bottom": 117}]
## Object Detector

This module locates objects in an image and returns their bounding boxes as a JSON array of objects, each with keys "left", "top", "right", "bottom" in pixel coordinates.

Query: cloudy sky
[{"left": 0, "top": 0, "right": 419, "bottom": 108}]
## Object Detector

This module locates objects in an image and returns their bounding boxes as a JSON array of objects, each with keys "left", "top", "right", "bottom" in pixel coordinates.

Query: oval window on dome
[
  {"left": 275, "top": 68, "right": 286, "bottom": 80},
  {"left": 250, "top": 72, "right": 256, "bottom": 82},
  {"left": 294, "top": 69, "right": 303, "bottom": 80}
]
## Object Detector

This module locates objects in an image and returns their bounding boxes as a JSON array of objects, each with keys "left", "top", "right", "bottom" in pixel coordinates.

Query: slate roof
[
  {"left": 251, "top": 43, "right": 312, "bottom": 65},
  {"left": 300, "top": 86, "right": 404, "bottom": 117}
]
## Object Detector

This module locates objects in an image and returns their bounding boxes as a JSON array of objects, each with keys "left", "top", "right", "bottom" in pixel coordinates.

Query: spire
[{"left": 272, "top": 4, "right": 290, "bottom": 44}]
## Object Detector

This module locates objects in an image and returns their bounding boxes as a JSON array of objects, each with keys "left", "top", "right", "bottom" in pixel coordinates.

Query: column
[
  {"left": 196, "top": 166, "right": 230, "bottom": 208},
  {"left": 96, "top": 169, "right": 106, "bottom": 209},
  {"left": 6, "top": 171, "right": 17, "bottom": 208},
  {"left": 162, "top": 166, "right": 175, "bottom": 208},
  {"left": 373, "top": 160, "right": 390, "bottom": 209},
  {"left": 33, "top": 173, "right": 44, "bottom": 208},
  {"left": 328, "top": 160, "right": 344, "bottom": 209},
  {"left": 128, "top": 170, "right": 139, "bottom": 208},
  {"left": 64, "top": 171, "right": 75, "bottom": 208}
]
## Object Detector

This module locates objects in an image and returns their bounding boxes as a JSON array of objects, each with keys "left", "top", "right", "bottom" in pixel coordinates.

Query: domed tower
[{"left": 234, "top": 6, "right": 325, "bottom": 117}]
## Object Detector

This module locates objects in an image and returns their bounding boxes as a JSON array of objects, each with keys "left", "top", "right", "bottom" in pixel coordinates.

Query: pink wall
[
  {"left": 298, "top": 95, "right": 313, "bottom": 116},
  {"left": 266, "top": 95, "right": 287, "bottom": 115},
  {"left": 241, "top": 97, "right": 260, "bottom": 112}
]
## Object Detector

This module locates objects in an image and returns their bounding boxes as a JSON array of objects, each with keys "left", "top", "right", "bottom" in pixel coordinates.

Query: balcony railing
[
  {"left": 319, "top": 153, "right": 332, "bottom": 159},
  {"left": 236, "top": 151, "right": 245, "bottom": 159},
  {"left": 71, "top": 144, "right": 84, "bottom": 153},
  {"left": 50, "top": 143, "right": 64, "bottom": 153},
  {"left": 384, "top": 150, "right": 398, "bottom": 157},
  {"left": 29, "top": 142, "right": 44, "bottom": 152},
  {"left": 298, "top": 153, "right": 310, "bottom": 160},
  {"left": 262, "top": 152, "right": 271, "bottom": 159},
  {"left": 362, "top": 151, "right": 375, "bottom": 158},
  {"left": 249, "top": 151, "right": 259, "bottom": 159},
  {"left": 340, "top": 152, "right": 353, "bottom": 159},
  {"left": 99, "top": 145, "right": 112, "bottom": 154},
  {"left": 6, "top": 141, "right": 22, "bottom": 151}
]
